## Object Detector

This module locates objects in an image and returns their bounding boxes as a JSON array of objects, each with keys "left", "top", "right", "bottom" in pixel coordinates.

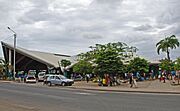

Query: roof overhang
[{"left": 2, "top": 41, "right": 56, "bottom": 67}]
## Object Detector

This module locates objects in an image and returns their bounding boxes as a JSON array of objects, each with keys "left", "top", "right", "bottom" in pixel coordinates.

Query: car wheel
[
  {"left": 61, "top": 82, "right": 66, "bottom": 86},
  {"left": 69, "top": 84, "right": 72, "bottom": 86},
  {"left": 48, "top": 82, "right": 52, "bottom": 86}
]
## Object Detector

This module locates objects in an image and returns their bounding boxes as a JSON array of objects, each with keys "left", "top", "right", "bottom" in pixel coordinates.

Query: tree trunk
[{"left": 167, "top": 50, "right": 170, "bottom": 60}]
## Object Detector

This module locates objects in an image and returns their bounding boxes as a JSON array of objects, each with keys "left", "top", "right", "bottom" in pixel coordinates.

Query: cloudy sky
[{"left": 0, "top": 0, "right": 180, "bottom": 61}]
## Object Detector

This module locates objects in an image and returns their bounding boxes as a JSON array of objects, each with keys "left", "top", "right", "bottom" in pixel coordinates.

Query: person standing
[
  {"left": 158, "top": 74, "right": 161, "bottom": 82},
  {"left": 86, "top": 74, "right": 89, "bottom": 83},
  {"left": 172, "top": 70, "right": 176, "bottom": 84},
  {"left": 162, "top": 74, "right": 166, "bottom": 83},
  {"left": 133, "top": 76, "right": 137, "bottom": 88},
  {"left": 106, "top": 74, "right": 110, "bottom": 86},
  {"left": 129, "top": 73, "right": 133, "bottom": 88},
  {"left": 162, "top": 70, "right": 166, "bottom": 83},
  {"left": 102, "top": 77, "right": 106, "bottom": 86}
]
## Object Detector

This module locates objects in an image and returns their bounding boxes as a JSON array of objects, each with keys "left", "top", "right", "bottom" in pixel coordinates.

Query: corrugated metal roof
[{"left": 1, "top": 41, "right": 77, "bottom": 68}]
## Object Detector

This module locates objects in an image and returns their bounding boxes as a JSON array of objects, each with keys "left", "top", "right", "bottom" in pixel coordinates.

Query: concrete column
[
  {"left": 8, "top": 49, "right": 12, "bottom": 78},
  {"left": 9, "top": 49, "right": 11, "bottom": 65}
]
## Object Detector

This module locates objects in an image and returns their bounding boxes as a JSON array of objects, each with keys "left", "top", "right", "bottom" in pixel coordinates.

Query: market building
[{"left": 1, "top": 41, "right": 77, "bottom": 76}]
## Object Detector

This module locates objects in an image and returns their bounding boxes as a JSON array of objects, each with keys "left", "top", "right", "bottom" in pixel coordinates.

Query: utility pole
[{"left": 7, "top": 27, "right": 16, "bottom": 79}]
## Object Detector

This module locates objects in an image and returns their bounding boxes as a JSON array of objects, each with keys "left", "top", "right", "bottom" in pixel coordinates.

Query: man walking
[
  {"left": 129, "top": 73, "right": 133, "bottom": 87},
  {"left": 130, "top": 73, "right": 137, "bottom": 88}
]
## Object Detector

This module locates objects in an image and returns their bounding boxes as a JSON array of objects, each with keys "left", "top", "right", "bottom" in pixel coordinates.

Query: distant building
[{"left": 149, "top": 60, "right": 161, "bottom": 76}]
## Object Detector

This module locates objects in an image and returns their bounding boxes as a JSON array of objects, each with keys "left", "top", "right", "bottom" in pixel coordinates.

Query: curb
[
  {"left": 0, "top": 80, "right": 14, "bottom": 83},
  {"left": 68, "top": 87, "right": 180, "bottom": 94}
]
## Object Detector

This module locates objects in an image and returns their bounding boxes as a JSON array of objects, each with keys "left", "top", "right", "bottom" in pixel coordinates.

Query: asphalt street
[{"left": 0, "top": 82, "right": 180, "bottom": 111}]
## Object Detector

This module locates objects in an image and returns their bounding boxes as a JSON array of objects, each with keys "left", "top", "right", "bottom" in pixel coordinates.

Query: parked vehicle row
[
  {"left": 23, "top": 73, "right": 74, "bottom": 86},
  {"left": 15, "top": 71, "right": 87, "bottom": 87}
]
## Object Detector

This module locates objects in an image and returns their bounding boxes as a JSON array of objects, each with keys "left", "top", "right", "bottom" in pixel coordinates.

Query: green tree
[
  {"left": 174, "top": 57, "right": 180, "bottom": 84},
  {"left": 174, "top": 57, "right": 180, "bottom": 70},
  {"left": 79, "top": 42, "right": 134, "bottom": 76},
  {"left": 93, "top": 43, "right": 124, "bottom": 75},
  {"left": 156, "top": 35, "right": 179, "bottom": 60},
  {"left": 0, "top": 63, "right": 4, "bottom": 77},
  {"left": 128, "top": 57, "right": 149, "bottom": 74},
  {"left": 60, "top": 59, "right": 71, "bottom": 78},
  {"left": 128, "top": 46, "right": 138, "bottom": 57},
  {"left": 60, "top": 59, "right": 71, "bottom": 68},
  {"left": 73, "top": 60, "right": 93, "bottom": 75},
  {"left": 0, "top": 59, "right": 10, "bottom": 79},
  {"left": 159, "top": 59, "right": 173, "bottom": 71}
]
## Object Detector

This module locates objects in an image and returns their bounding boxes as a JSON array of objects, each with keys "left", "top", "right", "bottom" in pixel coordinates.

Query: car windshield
[
  {"left": 39, "top": 73, "right": 45, "bottom": 76},
  {"left": 59, "top": 75, "right": 67, "bottom": 79},
  {"left": 29, "top": 70, "right": 36, "bottom": 75},
  {"left": 27, "top": 77, "right": 35, "bottom": 80}
]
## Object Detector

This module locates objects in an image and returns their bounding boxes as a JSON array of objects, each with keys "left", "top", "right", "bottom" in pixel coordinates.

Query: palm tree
[{"left": 156, "top": 35, "right": 179, "bottom": 60}]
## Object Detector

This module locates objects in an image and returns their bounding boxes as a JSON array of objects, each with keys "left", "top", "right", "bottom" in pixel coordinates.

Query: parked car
[
  {"left": 38, "top": 72, "right": 46, "bottom": 82},
  {"left": 43, "top": 74, "right": 54, "bottom": 85},
  {"left": 25, "top": 75, "right": 37, "bottom": 83},
  {"left": 47, "top": 75, "right": 74, "bottom": 86}
]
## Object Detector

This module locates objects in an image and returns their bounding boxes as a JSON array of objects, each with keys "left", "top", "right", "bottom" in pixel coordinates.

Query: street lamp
[{"left": 7, "top": 27, "right": 16, "bottom": 79}]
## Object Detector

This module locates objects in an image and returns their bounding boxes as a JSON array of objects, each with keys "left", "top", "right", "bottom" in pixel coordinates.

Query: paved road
[{"left": 0, "top": 82, "right": 180, "bottom": 111}]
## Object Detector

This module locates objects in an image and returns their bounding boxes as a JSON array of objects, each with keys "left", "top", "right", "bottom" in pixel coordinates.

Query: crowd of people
[
  {"left": 95, "top": 73, "right": 138, "bottom": 88},
  {"left": 158, "top": 70, "right": 180, "bottom": 83},
  {"left": 84, "top": 70, "right": 180, "bottom": 88},
  {"left": 71, "top": 69, "right": 180, "bottom": 88}
]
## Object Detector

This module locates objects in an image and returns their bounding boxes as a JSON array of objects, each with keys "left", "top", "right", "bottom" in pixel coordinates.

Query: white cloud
[{"left": 0, "top": 0, "right": 180, "bottom": 60}]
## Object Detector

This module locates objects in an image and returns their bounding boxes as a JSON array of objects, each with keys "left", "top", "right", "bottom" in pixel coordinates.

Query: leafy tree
[
  {"left": 0, "top": 63, "right": 3, "bottom": 77},
  {"left": 128, "top": 57, "right": 149, "bottom": 74},
  {"left": 0, "top": 59, "right": 10, "bottom": 79},
  {"left": 174, "top": 57, "right": 180, "bottom": 70},
  {"left": 156, "top": 35, "right": 179, "bottom": 60},
  {"left": 159, "top": 59, "right": 173, "bottom": 71},
  {"left": 60, "top": 59, "right": 71, "bottom": 68},
  {"left": 174, "top": 57, "right": 180, "bottom": 84},
  {"left": 128, "top": 46, "right": 138, "bottom": 57},
  {"left": 93, "top": 44, "right": 124, "bottom": 75},
  {"left": 60, "top": 59, "right": 71, "bottom": 78},
  {"left": 73, "top": 60, "right": 93, "bottom": 75},
  {"left": 79, "top": 42, "right": 135, "bottom": 76}
]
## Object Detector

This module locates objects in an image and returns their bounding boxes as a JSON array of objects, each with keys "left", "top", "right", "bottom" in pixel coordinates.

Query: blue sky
[{"left": 0, "top": 0, "right": 180, "bottom": 61}]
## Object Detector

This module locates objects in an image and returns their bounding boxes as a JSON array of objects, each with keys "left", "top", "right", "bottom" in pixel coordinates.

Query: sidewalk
[
  {"left": 1, "top": 79, "right": 180, "bottom": 94},
  {"left": 69, "top": 80, "right": 180, "bottom": 94}
]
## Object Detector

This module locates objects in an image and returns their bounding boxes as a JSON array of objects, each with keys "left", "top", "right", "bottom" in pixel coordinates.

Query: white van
[{"left": 38, "top": 72, "right": 46, "bottom": 82}]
